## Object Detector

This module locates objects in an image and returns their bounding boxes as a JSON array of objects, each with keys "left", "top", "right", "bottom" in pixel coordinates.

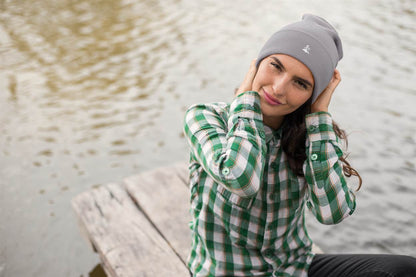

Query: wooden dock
[{"left": 72, "top": 162, "right": 322, "bottom": 276}]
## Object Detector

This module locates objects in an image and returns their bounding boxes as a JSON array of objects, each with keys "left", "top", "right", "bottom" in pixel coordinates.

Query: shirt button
[
  {"left": 311, "top": 153, "right": 318, "bottom": 161},
  {"left": 259, "top": 131, "right": 265, "bottom": 139},
  {"left": 309, "top": 125, "right": 317, "bottom": 132},
  {"left": 222, "top": 167, "right": 230, "bottom": 176}
]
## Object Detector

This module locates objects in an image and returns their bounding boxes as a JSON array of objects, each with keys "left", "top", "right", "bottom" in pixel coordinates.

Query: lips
[{"left": 262, "top": 89, "right": 282, "bottom": 106}]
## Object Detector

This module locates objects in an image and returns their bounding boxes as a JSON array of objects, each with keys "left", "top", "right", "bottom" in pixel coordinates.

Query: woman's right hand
[
  {"left": 311, "top": 69, "right": 341, "bottom": 113},
  {"left": 235, "top": 59, "right": 258, "bottom": 96}
]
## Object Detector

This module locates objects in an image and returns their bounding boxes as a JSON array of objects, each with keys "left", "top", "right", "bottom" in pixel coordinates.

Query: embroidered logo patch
[{"left": 302, "top": 45, "right": 311, "bottom": 54}]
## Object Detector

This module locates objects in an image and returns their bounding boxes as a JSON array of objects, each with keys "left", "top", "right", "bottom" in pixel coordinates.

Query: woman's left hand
[
  {"left": 311, "top": 69, "right": 341, "bottom": 113},
  {"left": 235, "top": 59, "right": 258, "bottom": 96}
]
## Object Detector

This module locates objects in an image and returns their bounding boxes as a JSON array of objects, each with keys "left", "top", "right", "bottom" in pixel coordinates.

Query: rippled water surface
[{"left": 1, "top": 0, "right": 415, "bottom": 276}]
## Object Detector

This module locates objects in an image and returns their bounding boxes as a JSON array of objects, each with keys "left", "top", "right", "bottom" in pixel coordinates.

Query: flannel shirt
[{"left": 183, "top": 91, "right": 356, "bottom": 277}]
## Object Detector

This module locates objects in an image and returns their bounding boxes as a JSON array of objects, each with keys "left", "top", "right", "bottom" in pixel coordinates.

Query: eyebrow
[{"left": 270, "top": 57, "right": 314, "bottom": 88}]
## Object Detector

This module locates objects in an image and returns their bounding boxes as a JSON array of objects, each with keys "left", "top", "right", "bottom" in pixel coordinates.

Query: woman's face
[{"left": 252, "top": 54, "right": 314, "bottom": 129}]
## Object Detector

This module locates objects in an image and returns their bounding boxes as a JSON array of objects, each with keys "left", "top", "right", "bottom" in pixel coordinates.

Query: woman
[{"left": 183, "top": 14, "right": 416, "bottom": 276}]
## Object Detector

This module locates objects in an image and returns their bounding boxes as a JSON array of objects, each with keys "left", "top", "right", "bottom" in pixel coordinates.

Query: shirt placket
[{"left": 262, "top": 137, "right": 280, "bottom": 249}]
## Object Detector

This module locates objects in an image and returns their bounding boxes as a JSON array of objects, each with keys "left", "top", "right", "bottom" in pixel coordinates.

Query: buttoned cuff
[{"left": 305, "top": 112, "right": 337, "bottom": 142}]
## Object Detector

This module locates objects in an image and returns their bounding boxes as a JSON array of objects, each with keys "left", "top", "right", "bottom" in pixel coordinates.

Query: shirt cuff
[
  {"left": 305, "top": 112, "right": 337, "bottom": 142},
  {"left": 229, "top": 91, "right": 263, "bottom": 123}
]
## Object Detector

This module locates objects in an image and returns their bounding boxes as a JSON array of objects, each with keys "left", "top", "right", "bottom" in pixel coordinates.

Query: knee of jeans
[{"left": 390, "top": 255, "right": 416, "bottom": 276}]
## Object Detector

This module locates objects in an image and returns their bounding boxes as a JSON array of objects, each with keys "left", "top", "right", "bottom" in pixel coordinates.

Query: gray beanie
[{"left": 256, "top": 14, "right": 343, "bottom": 103}]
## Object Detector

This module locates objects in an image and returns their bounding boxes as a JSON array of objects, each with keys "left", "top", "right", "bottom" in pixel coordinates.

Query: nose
[{"left": 271, "top": 75, "right": 289, "bottom": 96}]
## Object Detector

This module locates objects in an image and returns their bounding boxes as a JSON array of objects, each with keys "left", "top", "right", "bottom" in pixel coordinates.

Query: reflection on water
[{"left": 1, "top": 0, "right": 415, "bottom": 276}]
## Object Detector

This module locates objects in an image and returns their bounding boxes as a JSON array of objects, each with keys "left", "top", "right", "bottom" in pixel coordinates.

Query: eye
[
  {"left": 294, "top": 79, "right": 308, "bottom": 90},
  {"left": 271, "top": 62, "right": 282, "bottom": 72}
]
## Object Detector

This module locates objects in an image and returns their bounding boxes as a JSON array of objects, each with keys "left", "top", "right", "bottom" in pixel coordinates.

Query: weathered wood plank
[
  {"left": 71, "top": 182, "right": 189, "bottom": 277},
  {"left": 123, "top": 163, "right": 191, "bottom": 263}
]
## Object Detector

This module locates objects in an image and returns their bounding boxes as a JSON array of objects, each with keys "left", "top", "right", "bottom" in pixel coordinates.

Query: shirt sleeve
[
  {"left": 303, "top": 112, "right": 356, "bottom": 225},
  {"left": 183, "top": 91, "right": 267, "bottom": 198}
]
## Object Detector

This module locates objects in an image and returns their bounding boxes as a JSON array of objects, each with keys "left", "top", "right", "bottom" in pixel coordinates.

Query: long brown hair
[{"left": 281, "top": 98, "right": 362, "bottom": 191}]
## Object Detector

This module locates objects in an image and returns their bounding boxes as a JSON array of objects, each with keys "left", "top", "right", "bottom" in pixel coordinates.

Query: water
[{"left": 1, "top": 0, "right": 415, "bottom": 276}]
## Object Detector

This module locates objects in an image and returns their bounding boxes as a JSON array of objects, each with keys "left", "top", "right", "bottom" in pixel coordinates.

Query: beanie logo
[{"left": 302, "top": 45, "right": 311, "bottom": 54}]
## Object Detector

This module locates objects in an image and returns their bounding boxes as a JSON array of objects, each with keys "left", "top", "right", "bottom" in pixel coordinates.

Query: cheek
[
  {"left": 287, "top": 91, "right": 312, "bottom": 107},
  {"left": 252, "top": 67, "right": 271, "bottom": 91}
]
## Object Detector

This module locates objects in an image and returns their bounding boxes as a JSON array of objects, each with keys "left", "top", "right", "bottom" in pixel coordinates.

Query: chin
[
  {"left": 260, "top": 104, "right": 285, "bottom": 117},
  {"left": 260, "top": 107, "right": 285, "bottom": 121}
]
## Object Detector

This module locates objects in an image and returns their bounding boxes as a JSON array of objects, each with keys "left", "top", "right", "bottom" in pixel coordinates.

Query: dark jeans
[
  {"left": 308, "top": 254, "right": 416, "bottom": 277},
  {"left": 189, "top": 254, "right": 416, "bottom": 276}
]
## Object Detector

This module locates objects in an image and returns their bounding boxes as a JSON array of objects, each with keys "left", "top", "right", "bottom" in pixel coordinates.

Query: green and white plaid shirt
[{"left": 183, "top": 91, "right": 356, "bottom": 277}]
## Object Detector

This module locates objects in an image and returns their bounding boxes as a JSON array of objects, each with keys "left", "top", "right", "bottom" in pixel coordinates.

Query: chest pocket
[
  {"left": 213, "top": 184, "right": 258, "bottom": 247},
  {"left": 216, "top": 184, "right": 254, "bottom": 209}
]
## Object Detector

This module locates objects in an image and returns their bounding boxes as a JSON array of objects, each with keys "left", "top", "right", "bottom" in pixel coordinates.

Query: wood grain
[
  {"left": 71, "top": 182, "right": 189, "bottom": 276},
  {"left": 123, "top": 163, "right": 191, "bottom": 262}
]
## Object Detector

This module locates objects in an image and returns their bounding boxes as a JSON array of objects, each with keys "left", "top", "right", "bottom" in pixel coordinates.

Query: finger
[
  {"left": 311, "top": 70, "right": 341, "bottom": 112},
  {"left": 236, "top": 59, "right": 258, "bottom": 95},
  {"left": 329, "top": 69, "right": 341, "bottom": 89},
  {"left": 248, "top": 58, "right": 257, "bottom": 73},
  {"left": 322, "top": 70, "right": 341, "bottom": 95},
  {"left": 243, "top": 59, "right": 258, "bottom": 85}
]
